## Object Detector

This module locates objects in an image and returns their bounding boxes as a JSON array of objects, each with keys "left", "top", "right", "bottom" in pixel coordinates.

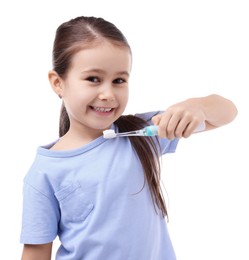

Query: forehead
[{"left": 70, "top": 41, "right": 132, "bottom": 73}]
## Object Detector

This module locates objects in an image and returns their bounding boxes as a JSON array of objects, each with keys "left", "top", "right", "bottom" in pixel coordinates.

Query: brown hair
[{"left": 52, "top": 16, "right": 167, "bottom": 217}]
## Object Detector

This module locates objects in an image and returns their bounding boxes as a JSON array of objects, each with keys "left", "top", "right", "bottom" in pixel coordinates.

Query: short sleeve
[
  {"left": 157, "top": 136, "right": 179, "bottom": 154},
  {"left": 20, "top": 182, "right": 60, "bottom": 244}
]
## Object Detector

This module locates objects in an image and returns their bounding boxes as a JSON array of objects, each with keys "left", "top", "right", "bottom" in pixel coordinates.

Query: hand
[{"left": 152, "top": 99, "right": 206, "bottom": 140}]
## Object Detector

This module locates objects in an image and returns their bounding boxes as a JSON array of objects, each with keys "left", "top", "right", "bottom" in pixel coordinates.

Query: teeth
[{"left": 93, "top": 107, "right": 112, "bottom": 112}]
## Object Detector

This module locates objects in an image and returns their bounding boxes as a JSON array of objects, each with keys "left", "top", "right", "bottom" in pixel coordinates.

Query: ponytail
[
  {"left": 59, "top": 103, "right": 70, "bottom": 137},
  {"left": 115, "top": 115, "right": 167, "bottom": 217}
]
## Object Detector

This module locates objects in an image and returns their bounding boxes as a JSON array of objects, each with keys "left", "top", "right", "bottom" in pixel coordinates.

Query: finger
[
  {"left": 182, "top": 120, "right": 201, "bottom": 138},
  {"left": 157, "top": 113, "right": 173, "bottom": 138},
  {"left": 166, "top": 113, "right": 183, "bottom": 139},
  {"left": 151, "top": 114, "right": 162, "bottom": 125},
  {"left": 173, "top": 116, "right": 192, "bottom": 138}
]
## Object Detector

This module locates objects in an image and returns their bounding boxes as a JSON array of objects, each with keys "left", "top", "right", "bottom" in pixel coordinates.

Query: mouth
[{"left": 90, "top": 106, "right": 114, "bottom": 113}]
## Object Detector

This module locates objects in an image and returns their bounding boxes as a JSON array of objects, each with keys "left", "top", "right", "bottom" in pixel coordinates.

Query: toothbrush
[
  {"left": 103, "top": 125, "right": 158, "bottom": 139},
  {"left": 103, "top": 122, "right": 206, "bottom": 139}
]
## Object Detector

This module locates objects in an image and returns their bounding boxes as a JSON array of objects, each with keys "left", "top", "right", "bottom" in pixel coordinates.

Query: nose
[{"left": 98, "top": 85, "right": 115, "bottom": 101}]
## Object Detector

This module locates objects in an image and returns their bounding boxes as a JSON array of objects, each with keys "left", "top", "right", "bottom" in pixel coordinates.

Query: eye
[
  {"left": 113, "top": 78, "right": 126, "bottom": 84},
  {"left": 86, "top": 76, "right": 100, "bottom": 83}
]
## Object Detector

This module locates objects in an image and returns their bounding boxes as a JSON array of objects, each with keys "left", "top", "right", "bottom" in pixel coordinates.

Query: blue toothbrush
[{"left": 103, "top": 125, "right": 158, "bottom": 139}]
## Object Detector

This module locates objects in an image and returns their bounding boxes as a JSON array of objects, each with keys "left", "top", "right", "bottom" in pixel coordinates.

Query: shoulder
[{"left": 22, "top": 143, "right": 59, "bottom": 196}]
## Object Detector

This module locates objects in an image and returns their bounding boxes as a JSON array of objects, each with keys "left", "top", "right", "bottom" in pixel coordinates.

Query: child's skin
[
  {"left": 48, "top": 41, "right": 131, "bottom": 150},
  {"left": 48, "top": 41, "right": 237, "bottom": 151},
  {"left": 21, "top": 36, "right": 237, "bottom": 260}
]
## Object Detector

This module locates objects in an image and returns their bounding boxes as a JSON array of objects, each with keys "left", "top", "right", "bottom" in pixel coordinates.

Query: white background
[{"left": 0, "top": 0, "right": 248, "bottom": 259}]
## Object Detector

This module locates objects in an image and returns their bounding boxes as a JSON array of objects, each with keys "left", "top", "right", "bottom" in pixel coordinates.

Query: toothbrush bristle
[{"left": 103, "top": 129, "right": 116, "bottom": 139}]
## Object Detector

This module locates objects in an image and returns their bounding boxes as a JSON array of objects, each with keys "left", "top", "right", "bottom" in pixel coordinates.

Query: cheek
[
  {"left": 63, "top": 92, "right": 86, "bottom": 114},
  {"left": 119, "top": 88, "right": 129, "bottom": 106}
]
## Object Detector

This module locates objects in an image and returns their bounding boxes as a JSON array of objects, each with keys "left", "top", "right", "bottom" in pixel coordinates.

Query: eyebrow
[{"left": 81, "top": 69, "right": 130, "bottom": 77}]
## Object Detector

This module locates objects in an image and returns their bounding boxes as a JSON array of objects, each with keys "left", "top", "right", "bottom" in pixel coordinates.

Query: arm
[
  {"left": 152, "top": 94, "right": 238, "bottom": 140},
  {"left": 21, "top": 243, "right": 53, "bottom": 260}
]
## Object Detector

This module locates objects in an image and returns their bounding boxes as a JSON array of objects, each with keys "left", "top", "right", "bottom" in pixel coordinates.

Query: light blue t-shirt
[{"left": 20, "top": 112, "right": 179, "bottom": 260}]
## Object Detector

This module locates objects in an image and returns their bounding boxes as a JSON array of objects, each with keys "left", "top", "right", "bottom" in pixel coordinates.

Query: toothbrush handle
[
  {"left": 144, "top": 122, "right": 205, "bottom": 136},
  {"left": 144, "top": 126, "right": 159, "bottom": 136},
  {"left": 193, "top": 121, "right": 206, "bottom": 133}
]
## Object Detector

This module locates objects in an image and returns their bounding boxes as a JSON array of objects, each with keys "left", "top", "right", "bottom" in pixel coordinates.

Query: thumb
[{"left": 152, "top": 114, "right": 162, "bottom": 125}]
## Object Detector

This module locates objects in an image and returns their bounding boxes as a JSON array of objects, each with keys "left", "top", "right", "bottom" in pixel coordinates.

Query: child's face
[{"left": 60, "top": 41, "right": 131, "bottom": 137}]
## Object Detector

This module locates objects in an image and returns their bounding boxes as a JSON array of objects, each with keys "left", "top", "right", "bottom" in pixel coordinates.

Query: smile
[{"left": 91, "top": 106, "right": 113, "bottom": 112}]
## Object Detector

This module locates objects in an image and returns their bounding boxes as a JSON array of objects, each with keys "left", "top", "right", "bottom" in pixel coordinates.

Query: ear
[{"left": 48, "top": 70, "right": 63, "bottom": 98}]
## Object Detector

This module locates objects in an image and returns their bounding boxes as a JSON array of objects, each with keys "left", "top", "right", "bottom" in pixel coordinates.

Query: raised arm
[
  {"left": 152, "top": 94, "right": 238, "bottom": 140},
  {"left": 21, "top": 243, "right": 53, "bottom": 260}
]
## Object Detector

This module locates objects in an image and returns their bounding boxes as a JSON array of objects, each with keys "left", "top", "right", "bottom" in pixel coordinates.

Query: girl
[{"left": 20, "top": 16, "right": 237, "bottom": 260}]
